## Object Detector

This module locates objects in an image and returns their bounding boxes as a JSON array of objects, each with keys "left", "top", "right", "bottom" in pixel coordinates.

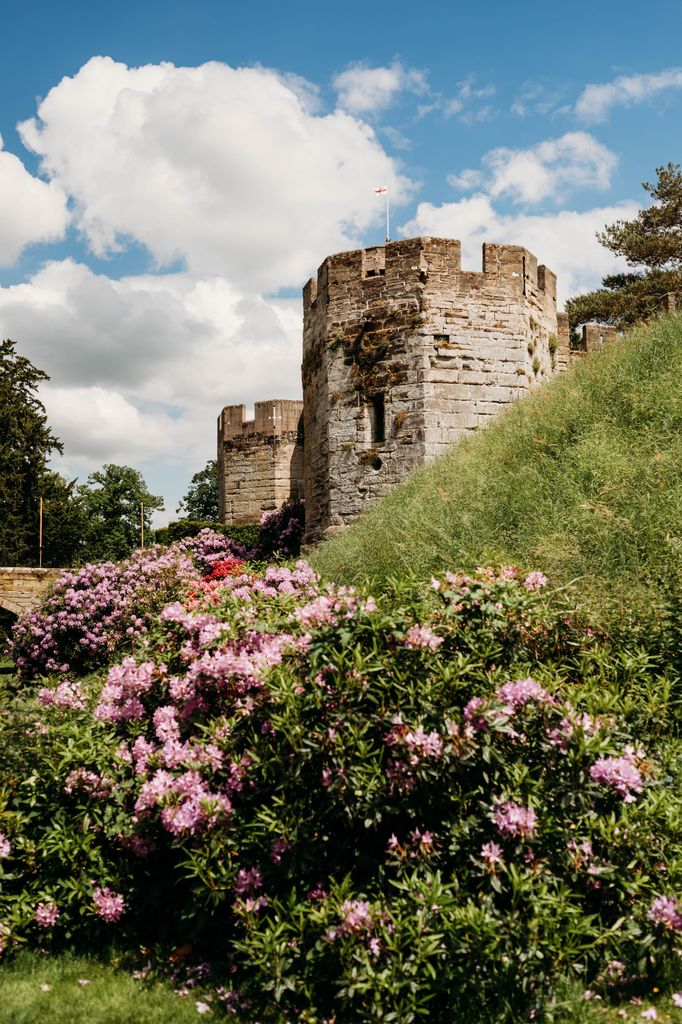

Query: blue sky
[{"left": 0, "top": 0, "right": 680, "bottom": 521}]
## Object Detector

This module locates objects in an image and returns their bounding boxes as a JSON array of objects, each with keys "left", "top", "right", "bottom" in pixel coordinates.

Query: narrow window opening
[{"left": 368, "top": 394, "right": 385, "bottom": 445}]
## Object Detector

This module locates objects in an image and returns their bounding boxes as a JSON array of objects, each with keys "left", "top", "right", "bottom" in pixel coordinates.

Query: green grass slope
[{"left": 311, "top": 313, "right": 682, "bottom": 642}]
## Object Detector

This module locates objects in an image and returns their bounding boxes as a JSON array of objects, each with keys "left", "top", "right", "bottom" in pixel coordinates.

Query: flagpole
[{"left": 374, "top": 186, "right": 390, "bottom": 243}]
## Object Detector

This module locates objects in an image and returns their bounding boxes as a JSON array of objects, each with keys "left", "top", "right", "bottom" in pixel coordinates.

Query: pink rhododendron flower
[
  {"left": 480, "top": 841, "right": 504, "bottom": 868},
  {"left": 523, "top": 571, "right": 548, "bottom": 590},
  {"left": 492, "top": 800, "right": 537, "bottom": 838},
  {"left": 234, "top": 867, "right": 263, "bottom": 895},
  {"left": 590, "top": 752, "right": 644, "bottom": 803},
  {"left": 93, "top": 886, "right": 126, "bottom": 922},
  {"left": 34, "top": 902, "right": 59, "bottom": 928},
  {"left": 496, "top": 678, "right": 552, "bottom": 711},
  {"left": 403, "top": 625, "right": 443, "bottom": 651},
  {"left": 37, "top": 679, "right": 86, "bottom": 710},
  {"left": 648, "top": 895, "right": 682, "bottom": 932},
  {"left": 0, "top": 834, "right": 11, "bottom": 859}
]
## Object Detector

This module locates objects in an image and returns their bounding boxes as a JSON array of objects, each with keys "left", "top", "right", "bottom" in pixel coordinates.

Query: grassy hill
[{"left": 311, "top": 312, "right": 682, "bottom": 645}]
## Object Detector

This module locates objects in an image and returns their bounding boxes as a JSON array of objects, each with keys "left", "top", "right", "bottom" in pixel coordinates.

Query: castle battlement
[
  {"left": 302, "top": 236, "right": 561, "bottom": 543},
  {"left": 218, "top": 235, "right": 613, "bottom": 541},
  {"left": 217, "top": 400, "right": 304, "bottom": 525},
  {"left": 303, "top": 238, "right": 557, "bottom": 321},
  {"left": 219, "top": 400, "right": 303, "bottom": 441}
]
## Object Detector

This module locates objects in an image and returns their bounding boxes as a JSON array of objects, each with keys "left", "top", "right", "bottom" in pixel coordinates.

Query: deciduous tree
[
  {"left": 79, "top": 464, "right": 164, "bottom": 562},
  {"left": 176, "top": 459, "right": 219, "bottom": 521}
]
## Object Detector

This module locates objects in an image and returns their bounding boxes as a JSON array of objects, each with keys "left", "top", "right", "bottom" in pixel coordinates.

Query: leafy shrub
[
  {"left": 155, "top": 519, "right": 260, "bottom": 552},
  {"left": 1, "top": 565, "right": 680, "bottom": 1022},
  {"left": 156, "top": 499, "right": 305, "bottom": 562},
  {"left": 8, "top": 530, "right": 252, "bottom": 679},
  {"left": 251, "top": 498, "right": 305, "bottom": 560}
]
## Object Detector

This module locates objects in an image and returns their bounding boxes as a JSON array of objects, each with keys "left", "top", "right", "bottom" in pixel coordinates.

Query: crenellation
[
  {"left": 219, "top": 235, "right": 618, "bottom": 544},
  {"left": 217, "top": 399, "right": 304, "bottom": 525}
]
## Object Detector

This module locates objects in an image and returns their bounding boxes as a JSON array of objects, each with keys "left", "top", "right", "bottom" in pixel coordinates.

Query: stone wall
[
  {"left": 217, "top": 400, "right": 304, "bottom": 524},
  {"left": 302, "top": 237, "right": 561, "bottom": 543},
  {"left": 0, "top": 567, "right": 62, "bottom": 617}
]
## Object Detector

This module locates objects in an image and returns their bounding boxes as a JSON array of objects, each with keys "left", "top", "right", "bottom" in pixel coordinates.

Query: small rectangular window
[{"left": 368, "top": 394, "right": 385, "bottom": 444}]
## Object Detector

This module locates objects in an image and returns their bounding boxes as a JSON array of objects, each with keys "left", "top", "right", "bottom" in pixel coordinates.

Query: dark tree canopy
[
  {"left": 0, "top": 339, "right": 63, "bottom": 565},
  {"left": 566, "top": 163, "right": 682, "bottom": 331},
  {"left": 176, "top": 459, "right": 219, "bottom": 521},
  {"left": 78, "top": 464, "right": 165, "bottom": 563}
]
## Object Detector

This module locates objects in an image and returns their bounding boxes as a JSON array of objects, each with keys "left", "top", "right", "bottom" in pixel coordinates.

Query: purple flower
[
  {"left": 496, "top": 677, "right": 552, "bottom": 711},
  {"left": 93, "top": 886, "right": 126, "bottom": 923},
  {"left": 234, "top": 867, "right": 263, "bottom": 896},
  {"left": 403, "top": 625, "right": 443, "bottom": 651},
  {"left": 590, "top": 752, "right": 643, "bottom": 803},
  {"left": 34, "top": 902, "right": 59, "bottom": 928},
  {"left": 480, "top": 841, "right": 504, "bottom": 868},
  {"left": 492, "top": 800, "right": 537, "bottom": 838},
  {"left": 648, "top": 895, "right": 682, "bottom": 932},
  {"left": 523, "top": 571, "right": 548, "bottom": 591}
]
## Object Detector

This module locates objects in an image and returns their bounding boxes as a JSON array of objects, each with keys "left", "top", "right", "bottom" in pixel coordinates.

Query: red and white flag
[{"left": 374, "top": 186, "right": 387, "bottom": 195}]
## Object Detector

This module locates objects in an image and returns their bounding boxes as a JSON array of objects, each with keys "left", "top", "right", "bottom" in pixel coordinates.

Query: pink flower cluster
[
  {"left": 93, "top": 886, "right": 126, "bottom": 922},
  {"left": 234, "top": 867, "right": 263, "bottom": 896},
  {"left": 496, "top": 677, "right": 552, "bottom": 711},
  {"left": 95, "top": 658, "right": 158, "bottom": 722},
  {"left": 11, "top": 546, "right": 199, "bottom": 677},
  {"left": 135, "top": 768, "right": 232, "bottom": 836},
  {"left": 64, "top": 768, "right": 110, "bottom": 799},
  {"left": 480, "top": 841, "right": 504, "bottom": 869},
  {"left": 648, "top": 895, "right": 682, "bottom": 932},
  {"left": 523, "top": 571, "right": 548, "bottom": 591},
  {"left": 589, "top": 751, "right": 644, "bottom": 803},
  {"left": 0, "top": 833, "right": 11, "bottom": 859},
  {"left": 294, "top": 585, "right": 376, "bottom": 629},
  {"left": 492, "top": 800, "right": 537, "bottom": 839},
  {"left": 37, "top": 679, "right": 86, "bottom": 711},
  {"left": 403, "top": 625, "right": 443, "bottom": 651},
  {"left": 34, "top": 901, "right": 59, "bottom": 927}
]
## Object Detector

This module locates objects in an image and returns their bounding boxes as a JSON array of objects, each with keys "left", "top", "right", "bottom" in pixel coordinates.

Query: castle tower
[
  {"left": 302, "top": 237, "right": 560, "bottom": 543},
  {"left": 217, "top": 400, "right": 304, "bottom": 524}
]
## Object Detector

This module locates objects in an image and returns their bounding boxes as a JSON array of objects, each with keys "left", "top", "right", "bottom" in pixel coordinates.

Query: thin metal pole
[
  {"left": 39, "top": 497, "right": 43, "bottom": 568},
  {"left": 386, "top": 188, "right": 390, "bottom": 243},
  {"left": 140, "top": 502, "right": 144, "bottom": 549}
]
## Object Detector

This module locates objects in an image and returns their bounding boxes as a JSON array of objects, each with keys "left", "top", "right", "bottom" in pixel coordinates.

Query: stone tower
[
  {"left": 217, "top": 400, "right": 304, "bottom": 524},
  {"left": 302, "top": 236, "right": 561, "bottom": 543}
]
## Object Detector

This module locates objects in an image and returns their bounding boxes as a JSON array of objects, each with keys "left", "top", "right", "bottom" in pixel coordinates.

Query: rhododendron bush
[
  {"left": 8, "top": 530, "right": 242, "bottom": 677},
  {"left": 1, "top": 563, "right": 681, "bottom": 1022}
]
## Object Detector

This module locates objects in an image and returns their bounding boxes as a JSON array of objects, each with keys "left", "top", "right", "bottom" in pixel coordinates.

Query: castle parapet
[
  {"left": 303, "top": 237, "right": 557, "bottom": 327},
  {"left": 217, "top": 399, "right": 304, "bottom": 525},
  {"left": 219, "top": 400, "right": 304, "bottom": 441},
  {"left": 302, "top": 235, "right": 560, "bottom": 543}
]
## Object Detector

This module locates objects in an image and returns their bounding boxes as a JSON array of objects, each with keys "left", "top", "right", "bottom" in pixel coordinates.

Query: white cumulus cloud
[
  {"left": 333, "top": 60, "right": 428, "bottom": 115},
  {"left": 0, "top": 260, "right": 302, "bottom": 473},
  {"left": 18, "top": 57, "right": 414, "bottom": 292},
  {"left": 0, "top": 134, "right": 69, "bottom": 266},
  {"left": 448, "top": 132, "right": 617, "bottom": 206},
  {"left": 575, "top": 67, "right": 682, "bottom": 123}
]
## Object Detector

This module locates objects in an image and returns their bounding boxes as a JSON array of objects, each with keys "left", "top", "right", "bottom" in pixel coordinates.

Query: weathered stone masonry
[
  {"left": 217, "top": 400, "right": 304, "bottom": 524},
  {"left": 302, "top": 237, "right": 563, "bottom": 543},
  {"left": 218, "top": 235, "right": 614, "bottom": 540}
]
